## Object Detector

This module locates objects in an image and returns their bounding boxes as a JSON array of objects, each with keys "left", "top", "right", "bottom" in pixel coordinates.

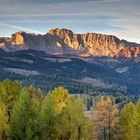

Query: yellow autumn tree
[
  {"left": 41, "top": 87, "right": 92, "bottom": 140},
  {"left": 40, "top": 87, "right": 72, "bottom": 140},
  {"left": 50, "top": 86, "right": 71, "bottom": 114},
  {"left": 92, "top": 96, "right": 119, "bottom": 140},
  {"left": 0, "top": 100, "right": 9, "bottom": 140}
]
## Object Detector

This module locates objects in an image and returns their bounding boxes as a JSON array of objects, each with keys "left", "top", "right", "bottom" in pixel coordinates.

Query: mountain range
[
  {"left": 1, "top": 28, "right": 140, "bottom": 58},
  {"left": 0, "top": 28, "right": 140, "bottom": 95}
]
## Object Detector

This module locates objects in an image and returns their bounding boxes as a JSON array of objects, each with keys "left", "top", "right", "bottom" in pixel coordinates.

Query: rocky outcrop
[
  {"left": 0, "top": 28, "right": 140, "bottom": 58},
  {"left": 11, "top": 32, "right": 24, "bottom": 45}
]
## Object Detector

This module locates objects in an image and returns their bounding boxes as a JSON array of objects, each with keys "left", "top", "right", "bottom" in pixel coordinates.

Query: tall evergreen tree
[
  {"left": 40, "top": 87, "right": 72, "bottom": 140},
  {"left": 56, "top": 96, "right": 92, "bottom": 140},
  {"left": 133, "top": 99, "right": 140, "bottom": 140},
  {"left": 0, "top": 80, "right": 23, "bottom": 139},
  {"left": 10, "top": 90, "right": 39, "bottom": 140},
  {"left": 72, "top": 96, "right": 91, "bottom": 140},
  {"left": 41, "top": 94, "right": 58, "bottom": 140},
  {"left": 0, "top": 100, "right": 9, "bottom": 140},
  {"left": 41, "top": 87, "right": 92, "bottom": 140},
  {"left": 113, "top": 102, "right": 136, "bottom": 140}
]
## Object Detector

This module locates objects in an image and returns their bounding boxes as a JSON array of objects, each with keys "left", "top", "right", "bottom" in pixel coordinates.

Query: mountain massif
[
  {"left": 0, "top": 28, "right": 140, "bottom": 95},
  {"left": 0, "top": 28, "right": 140, "bottom": 58}
]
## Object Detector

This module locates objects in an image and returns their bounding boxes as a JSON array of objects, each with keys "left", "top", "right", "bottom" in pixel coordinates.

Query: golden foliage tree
[
  {"left": 0, "top": 101, "right": 9, "bottom": 140},
  {"left": 134, "top": 100, "right": 140, "bottom": 140},
  {"left": 92, "top": 96, "right": 119, "bottom": 140},
  {"left": 41, "top": 87, "right": 91, "bottom": 140}
]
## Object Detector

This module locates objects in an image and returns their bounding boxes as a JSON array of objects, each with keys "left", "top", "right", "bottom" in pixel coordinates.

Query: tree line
[{"left": 0, "top": 79, "right": 140, "bottom": 140}]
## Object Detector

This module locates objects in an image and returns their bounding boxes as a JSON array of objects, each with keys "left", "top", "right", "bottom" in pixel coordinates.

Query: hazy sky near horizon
[{"left": 0, "top": 0, "right": 140, "bottom": 43}]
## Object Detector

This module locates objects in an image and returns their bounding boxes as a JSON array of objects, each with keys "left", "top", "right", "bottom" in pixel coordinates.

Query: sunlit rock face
[
  {"left": 11, "top": 32, "right": 24, "bottom": 45},
  {"left": 46, "top": 28, "right": 140, "bottom": 58},
  {"left": 0, "top": 43, "right": 5, "bottom": 48},
  {"left": 0, "top": 28, "right": 140, "bottom": 58}
]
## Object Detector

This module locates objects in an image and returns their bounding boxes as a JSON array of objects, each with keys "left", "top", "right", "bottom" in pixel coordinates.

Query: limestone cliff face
[{"left": 1, "top": 28, "right": 140, "bottom": 58}]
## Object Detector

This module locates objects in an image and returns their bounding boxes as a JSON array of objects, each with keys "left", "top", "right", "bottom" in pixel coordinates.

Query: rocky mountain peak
[
  {"left": 11, "top": 32, "right": 25, "bottom": 46},
  {"left": 0, "top": 28, "right": 140, "bottom": 58},
  {"left": 47, "top": 28, "right": 74, "bottom": 40}
]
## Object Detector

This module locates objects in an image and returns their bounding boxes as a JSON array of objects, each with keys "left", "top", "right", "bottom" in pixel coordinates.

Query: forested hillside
[
  {"left": 0, "top": 79, "right": 140, "bottom": 140},
  {"left": 1, "top": 50, "right": 140, "bottom": 95}
]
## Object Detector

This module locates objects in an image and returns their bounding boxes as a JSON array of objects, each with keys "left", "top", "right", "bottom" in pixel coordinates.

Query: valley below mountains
[{"left": 0, "top": 28, "right": 140, "bottom": 95}]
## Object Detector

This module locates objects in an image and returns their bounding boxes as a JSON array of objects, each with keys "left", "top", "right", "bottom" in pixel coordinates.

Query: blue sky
[{"left": 0, "top": 0, "right": 140, "bottom": 43}]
